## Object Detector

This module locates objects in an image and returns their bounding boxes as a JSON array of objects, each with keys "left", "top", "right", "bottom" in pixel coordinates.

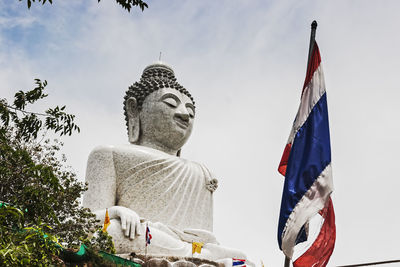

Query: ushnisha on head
[{"left": 124, "top": 62, "right": 196, "bottom": 156}]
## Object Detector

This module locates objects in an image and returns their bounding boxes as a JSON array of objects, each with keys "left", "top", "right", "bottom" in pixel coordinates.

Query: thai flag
[
  {"left": 232, "top": 258, "right": 246, "bottom": 267},
  {"left": 145, "top": 225, "right": 152, "bottom": 246},
  {"left": 278, "top": 41, "right": 336, "bottom": 266}
]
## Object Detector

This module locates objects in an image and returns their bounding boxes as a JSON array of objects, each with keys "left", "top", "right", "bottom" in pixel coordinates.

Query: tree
[
  {"left": 19, "top": 0, "right": 149, "bottom": 12},
  {"left": 0, "top": 79, "right": 114, "bottom": 265},
  {"left": 0, "top": 203, "right": 62, "bottom": 266}
]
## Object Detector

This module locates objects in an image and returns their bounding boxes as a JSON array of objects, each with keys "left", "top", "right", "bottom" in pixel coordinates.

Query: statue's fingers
[
  {"left": 120, "top": 214, "right": 127, "bottom": 231},
  {"left": 125, "top": 219, "right": 131, "bottom": 236},
  {"left": 134, "top": 216, "right": 141, "bottom": 236},
  {"left": 130, "top": 220, "right": 135, "bottom": 239}
]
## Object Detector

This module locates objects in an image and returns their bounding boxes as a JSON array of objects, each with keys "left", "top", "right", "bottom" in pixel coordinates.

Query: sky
[{"left": 1, "top": 1, "right": 400, "bottom": 266}]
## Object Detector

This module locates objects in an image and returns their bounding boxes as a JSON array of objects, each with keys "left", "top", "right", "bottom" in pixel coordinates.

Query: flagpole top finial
[{"left": 311, "top": 20, "right": 318, "bottom": 29}]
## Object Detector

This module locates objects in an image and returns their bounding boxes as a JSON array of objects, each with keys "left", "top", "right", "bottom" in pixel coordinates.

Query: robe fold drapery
[{"left": 114, "top": 145, "right": 215, "bottom": 232}]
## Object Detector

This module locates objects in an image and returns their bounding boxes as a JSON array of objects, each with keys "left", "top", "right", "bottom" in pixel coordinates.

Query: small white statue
[{"left": 83, "top": 62, "right": 247, "bottom": 261}]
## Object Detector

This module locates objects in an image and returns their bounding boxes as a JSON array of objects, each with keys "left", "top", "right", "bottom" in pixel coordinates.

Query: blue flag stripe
[{"left": 278, "top": 93, "right": 331, "bottom": 248}]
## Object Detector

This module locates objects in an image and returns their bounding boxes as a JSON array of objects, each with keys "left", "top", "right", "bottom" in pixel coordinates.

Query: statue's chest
[
  {"left": 112, "top": 150, "right": 214, "bottom": 231},
  {"left": 113, "top": 152, "right": 208, "bottom": 198}
]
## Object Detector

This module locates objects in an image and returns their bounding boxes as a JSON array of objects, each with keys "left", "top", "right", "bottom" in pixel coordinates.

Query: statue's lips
[{"left": 173, "top": 116, "right": 189, "bottom": 129}]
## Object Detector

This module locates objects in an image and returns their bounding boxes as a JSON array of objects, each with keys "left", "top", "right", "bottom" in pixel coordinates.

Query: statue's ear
[{"left": 126, "top": 97, "right": 140, "bottom": 144}]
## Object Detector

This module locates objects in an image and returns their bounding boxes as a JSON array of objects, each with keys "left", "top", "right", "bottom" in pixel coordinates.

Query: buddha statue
[{"left": 82, "top": 62, "right": 247, "bottom": 262}]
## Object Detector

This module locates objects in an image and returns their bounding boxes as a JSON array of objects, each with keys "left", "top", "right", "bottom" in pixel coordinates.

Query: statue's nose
[
  {"left": 175, "top": 104, "right": 190, "bottom": 121},
  {"left": 175, "top": 112, "right": 189, "bottom": 122}
]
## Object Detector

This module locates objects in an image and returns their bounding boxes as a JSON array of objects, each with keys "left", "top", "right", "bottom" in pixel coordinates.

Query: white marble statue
[{"left": 83, "top": 62, "right": 247, "bottom": 261}]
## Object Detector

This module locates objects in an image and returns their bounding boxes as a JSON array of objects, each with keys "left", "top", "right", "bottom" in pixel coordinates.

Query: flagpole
[
  {"left": 284, "top": 256, "right": 290, "bottom": 267},
  {"left": 307, "top": 20, "right": 318, "bottom": 71}
]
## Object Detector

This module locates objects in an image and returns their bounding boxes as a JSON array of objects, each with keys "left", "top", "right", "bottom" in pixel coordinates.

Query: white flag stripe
[
  {"left": 287, "top": 64, "right": 326, "bottom": 145},
  {"left": 281, "top": 163, "right": 333, "bottom": 258}
]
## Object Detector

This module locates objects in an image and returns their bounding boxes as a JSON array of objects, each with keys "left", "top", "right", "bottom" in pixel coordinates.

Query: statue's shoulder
[
  {"left": 88, "top": 145, "right": 115, "bottom": 157},
  {"left": 88, "top": 144, "right": 146, "bottom": 158},
  {"left": 112, "top": 144, "right": 160, "bottom": 157},
  {"left": 92, "top": 144, "right": 170, "bottom": 163},
  {"left": 89, "top": 144, "right": 144, "bottom": 154},
  {"left": 87, "top": 144, "right": 151, "bottom": 170}
]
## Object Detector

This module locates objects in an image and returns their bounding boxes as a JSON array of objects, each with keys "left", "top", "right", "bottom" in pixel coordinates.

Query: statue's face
[{"left": 139, "top": 88, "right": 195, "bottom": 152}]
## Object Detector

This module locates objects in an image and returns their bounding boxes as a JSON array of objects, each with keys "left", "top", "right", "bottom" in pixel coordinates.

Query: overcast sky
[{"left": 1, "top": 1, "right": 400, "bottom": 266}]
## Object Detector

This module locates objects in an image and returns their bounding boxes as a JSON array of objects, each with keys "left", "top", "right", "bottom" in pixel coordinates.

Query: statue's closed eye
[
  {"left": 186, "top": 106, "right": 195, "bottom": 118},
  {"left": 163, "top": 97, "right": 178, "bottom": 107}
]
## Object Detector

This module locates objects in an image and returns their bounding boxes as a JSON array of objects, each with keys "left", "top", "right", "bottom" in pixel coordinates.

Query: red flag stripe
[
  {"left": 278, "top": 143, "right": 292, "bottom": 176},
  {"left": 302, "top": 43, "right": 321, "bottom": 95},
  {"left": 293, "top": 197, "right": 336, "bottom": 267}
]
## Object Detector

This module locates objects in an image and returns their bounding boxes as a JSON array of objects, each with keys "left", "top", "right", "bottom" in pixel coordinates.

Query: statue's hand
[{"left": 109, "top": 206, "right": 141, "bottom": 239}]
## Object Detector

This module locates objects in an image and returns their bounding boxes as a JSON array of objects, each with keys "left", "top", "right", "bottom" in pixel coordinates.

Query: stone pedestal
[{"left": 118, "top": 254, "right": 225, "bottom": 267}]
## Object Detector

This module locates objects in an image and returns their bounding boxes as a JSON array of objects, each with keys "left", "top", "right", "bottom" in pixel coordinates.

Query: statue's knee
[
  {"left": 107, "top": 219, "right": 142, "bottom": 253},
  {"left": 107, "top": 218, "right": 123, "bottom": 237}
]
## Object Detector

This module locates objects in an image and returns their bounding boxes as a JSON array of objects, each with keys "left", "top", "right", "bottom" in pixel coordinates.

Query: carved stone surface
[
  {"left": 82, "top": 62, "right": 248, "bottom": 263},
  {"left": 173, "top": 260, "right": 197, "bottom": 267},
  {"left": 118, "top": 254, "right": 224, "bottom": 267},
  {"left": 144, "top": 258, "right": 173, "bottom": 267}
]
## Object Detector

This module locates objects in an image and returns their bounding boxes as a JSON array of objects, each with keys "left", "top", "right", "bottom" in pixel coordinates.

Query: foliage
[
  {"left": 84, "top": 230, "right": 116, "bottom": 254},
  {"left": 21, "top": 0, "right": 52, "bottom": 9},
  {"left": 2, "top": 79, "right": 80, "bottom": 141},
  {"left": 77, "top": 231, "right": 117, "bottom": 266},
  {"left": 0, "top": 204, "right": 62, "bottom": 266},
  {"left": 20, "top": 0, "right": 148, "bottom": 12},
  {"left": 0, "top": 79, "right": 115, "bottom": 264},
  {"left": 103, "top": 0, "right": 148, "bottom": 12}
]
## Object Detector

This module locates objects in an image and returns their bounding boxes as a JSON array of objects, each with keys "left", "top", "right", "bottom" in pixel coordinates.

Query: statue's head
[{"left": 124, "top": 62, "right": 196, "bottom": 155}]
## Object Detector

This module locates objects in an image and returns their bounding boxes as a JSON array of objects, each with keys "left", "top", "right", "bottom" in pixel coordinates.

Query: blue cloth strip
[{"left": 278, "top": 93, "right": 331, "bottom": 248}]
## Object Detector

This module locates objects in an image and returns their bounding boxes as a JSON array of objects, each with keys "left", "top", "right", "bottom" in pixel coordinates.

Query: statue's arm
[
  {"left": 83, "top": 145, "right": 117, "bottom": 211},
  {"left": 82, "top": 145, "right": 141, "bottom": 238}
]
